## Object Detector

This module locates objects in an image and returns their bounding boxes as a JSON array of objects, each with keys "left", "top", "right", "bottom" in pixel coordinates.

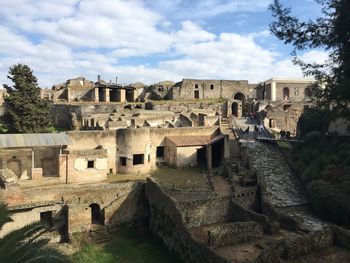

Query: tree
[
  {"left": 0, "top": 203, "right": 70, "bottom": 263},
  {"left": 3, "top": 64, "right": 52, "bottom": 133},
  {"left": 269, "top": 0, "right": 350, "bottom": 112}
]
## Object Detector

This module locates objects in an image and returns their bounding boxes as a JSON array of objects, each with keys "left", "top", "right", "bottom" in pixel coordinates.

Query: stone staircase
[{"left": 85, "top": 225, "right": 111, "bottom": 244}]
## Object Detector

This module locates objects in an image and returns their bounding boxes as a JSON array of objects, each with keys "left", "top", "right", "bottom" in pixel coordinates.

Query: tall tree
[
  {"left": 0, "top": 203, "right": 70, "bottom": 263},
  {"left": 269, "top": 0, "right": 350, "bottom": 112},
  {"left": 3, "top": 64, "right": 52, "bottom": 133}
]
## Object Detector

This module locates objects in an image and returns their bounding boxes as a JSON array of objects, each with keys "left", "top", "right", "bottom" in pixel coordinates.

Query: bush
[{"left": 307, "top": 180, "right": 350, "bottom": 228}]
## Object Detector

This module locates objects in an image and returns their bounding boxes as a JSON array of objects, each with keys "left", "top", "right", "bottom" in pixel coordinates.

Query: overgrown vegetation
[
  {"left": 290, "top": 134, "right": 350, "bottom": 227},
  {"left": 72, "top": 228, "right": 182, "bottom": 263}
]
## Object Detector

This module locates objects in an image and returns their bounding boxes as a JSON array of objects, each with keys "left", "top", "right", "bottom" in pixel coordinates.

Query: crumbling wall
[
  {"left": 146, "top": 179, "right": 231, "bottom": 263},
  {"left": 208, "top": 222, "right": 263, "bottom": 248}
]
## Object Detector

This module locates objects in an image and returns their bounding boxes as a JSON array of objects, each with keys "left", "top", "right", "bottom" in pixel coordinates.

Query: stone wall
[
  {"left": 172, "top": 79, "right": 250, "bottom": 101},
  {"left": 208, "top": 222, "right": 263, "bottom": 248},
  {"left": 146, "top": 179, "right": 231, "bottom": 263},
  {"left": 178, "top": 195, "right": 232, "bottom": 227},
  {"left": 1, "top": 181, "right": 147, "bottom": 236}
]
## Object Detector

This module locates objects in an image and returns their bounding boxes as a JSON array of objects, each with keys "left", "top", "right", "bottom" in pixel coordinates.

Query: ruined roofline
[
  {"left": 262, "top": 78, "right": 316, "bottom": 84},
  {"left": 181, "top": 78, "right": 249, "bottom": 83}
]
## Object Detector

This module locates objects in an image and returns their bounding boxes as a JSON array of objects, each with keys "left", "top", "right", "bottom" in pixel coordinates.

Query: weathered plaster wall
[
  {"left": 1, "top": 181, "right": 147, "bottom": 236},
  {"left": 68, "top": 131, "right": 117, "bottom": 174}
]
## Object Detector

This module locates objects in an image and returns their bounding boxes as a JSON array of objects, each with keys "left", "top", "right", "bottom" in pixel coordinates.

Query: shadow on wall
[{"left": 106, "top": 183, "right": 149, "bottom": 231}]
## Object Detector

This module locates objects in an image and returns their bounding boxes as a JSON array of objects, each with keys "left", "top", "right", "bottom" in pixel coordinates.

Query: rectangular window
[
  {"left": 40, "top": 211, "right": 53, "bottom": 227},
  {"left": 87, "top": 160, "right": 95, "bottom": 168},
  {"left": 210, "top": 84, "right": 214, "bottom": 90},
  {"left": 194, "top": 90, "right": 199, "bottom": 99},
  {"left": 195, "top": 84, "right": 199, "bottom": 89},
  {"left": 120, "top": 157, "right": 127, "bottom": 166},
  {"left": 156, "top": 146, "right": 165, "bottom": 158},
  {"left": 133, "top": 154, "right": 144, "bottom": 165}
]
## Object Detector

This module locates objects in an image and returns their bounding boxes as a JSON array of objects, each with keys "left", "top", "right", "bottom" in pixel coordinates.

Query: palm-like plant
[{"left": 0, "top": 203, "right": 70, "bottom": 263}]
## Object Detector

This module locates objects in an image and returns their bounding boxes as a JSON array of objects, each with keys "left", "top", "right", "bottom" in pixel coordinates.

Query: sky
[{"left": 0, "top": 0, "right": 329, "bottom": 87}]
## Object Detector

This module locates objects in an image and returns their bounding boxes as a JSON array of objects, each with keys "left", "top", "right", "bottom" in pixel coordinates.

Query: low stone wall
[
  {"left": 280, "top": 228, "right": 334, "bottom": 260},
  {"left": 208, "top": 221, "right": 263, "bottom": 248},
  {"left": 146, "top": 179, "right": 230, "bottom": 263},
  {"left": 229, "top": 198, "right": 278, "bottom": 234},
  {"left": 178, "top": 196, "right": 231, "bottom": 227}
]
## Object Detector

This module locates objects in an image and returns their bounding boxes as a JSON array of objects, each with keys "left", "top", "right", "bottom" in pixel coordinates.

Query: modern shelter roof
[
  {"left": 166, "top": 134, "right": 224, "bottom": 147},
  {"left": 0, "top": 133, "right": 72, "bottom": 148}
]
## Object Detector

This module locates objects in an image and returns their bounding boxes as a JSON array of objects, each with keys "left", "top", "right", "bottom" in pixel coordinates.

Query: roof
[
  {"left": 166, "top": 135, "right": 224, "bottom": 147},
  {"left": 0, "top": 133, "right": 72, "bottom": 148}
]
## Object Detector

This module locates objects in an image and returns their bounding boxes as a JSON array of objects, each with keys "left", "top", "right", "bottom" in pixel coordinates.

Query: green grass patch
[
  {"left": 72, "top": 228, "right": 182, "bottom": 263},
  {"left": 151, "top": 166, "right": 208, "bottom": 189}
]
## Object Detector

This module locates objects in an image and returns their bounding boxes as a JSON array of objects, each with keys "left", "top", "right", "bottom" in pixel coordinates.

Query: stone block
[{"left": 31, "top": 168, "right": 43, "bottom": 180}]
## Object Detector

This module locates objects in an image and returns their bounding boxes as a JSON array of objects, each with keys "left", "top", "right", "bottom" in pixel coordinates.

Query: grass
[
  {"left": 151, "top": 166, "right": 208, "bottom": 189},
  {"left": 71, "top": 228, "right": 182, "bottom": 263},
  {"left": 107, "top": 173, "right": 148, "bottom": 183}
]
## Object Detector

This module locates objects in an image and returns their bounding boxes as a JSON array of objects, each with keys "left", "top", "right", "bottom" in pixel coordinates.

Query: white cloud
[{"left": 0, "top": 0, "right": 328, "bottom": 87}]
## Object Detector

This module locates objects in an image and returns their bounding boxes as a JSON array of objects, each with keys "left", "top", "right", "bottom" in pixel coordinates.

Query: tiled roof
[
  {"left": 0, "top": 133, "right": 72, "bottom": 148},
  {"left": 166, "top": 135, "right": 211, "bottom": 146}
]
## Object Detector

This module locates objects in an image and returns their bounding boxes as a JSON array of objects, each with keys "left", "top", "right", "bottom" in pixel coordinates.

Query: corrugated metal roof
[
  {"left": 0, "top": 133, "right": 72, "bottom": 148},
  {"left": 166, "top": 135, "right": 212, "bottom": 147}
]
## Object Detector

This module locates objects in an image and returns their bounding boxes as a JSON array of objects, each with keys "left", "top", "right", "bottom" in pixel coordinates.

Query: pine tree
[
  {"left": 3, "top": 64, "right": 52, "bottom": 133},
  {"left": 269, "top": 0, "right": 350, "bottom": 112}
]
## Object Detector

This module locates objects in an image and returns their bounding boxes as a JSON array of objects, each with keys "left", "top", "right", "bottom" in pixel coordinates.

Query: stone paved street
[{"left": 234, "top": 117, "right": 327, "bottom": 231}]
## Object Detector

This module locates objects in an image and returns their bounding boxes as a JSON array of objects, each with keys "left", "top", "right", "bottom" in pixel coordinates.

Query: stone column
[
  {"left": 271, "top": 80, "right": 276, "bottom": 101},
  {"left": 94, "top": 88, "right": 99, "bottom": 102},
  {"left": 120, "top": 89, "right": 126, "bottom": 103},
  {"left": 206, "top": 145, "right": 212, "bottom": 176},
  {"left": 105, "top": 88, "right": 110, "bottom": 102}
]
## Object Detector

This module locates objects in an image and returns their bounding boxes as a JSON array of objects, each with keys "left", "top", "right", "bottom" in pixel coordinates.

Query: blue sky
[{"left": 0, "top": 0, "right": 328, "bottom": 87}]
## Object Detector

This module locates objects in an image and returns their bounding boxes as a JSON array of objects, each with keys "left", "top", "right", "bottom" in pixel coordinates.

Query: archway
[
  {"left": 283, "top": 87, "right": 290, "bottom": 100},
  {"left": 231, "top": 102, "right": 239, "bottom": 116},
  {"left": 7, "top": 159, "right": 21, "bottom": 178},
  {"left": 233, "top": 92, "right": 246, "bottom": 103},
  {"left": 89, "top": 203, "right": 104, "bottom": 225}
]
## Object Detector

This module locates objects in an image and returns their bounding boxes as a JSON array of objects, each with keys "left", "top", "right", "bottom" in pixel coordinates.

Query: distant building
[{"left": 255, "top": 78, "right": 317, "bottom": 102}]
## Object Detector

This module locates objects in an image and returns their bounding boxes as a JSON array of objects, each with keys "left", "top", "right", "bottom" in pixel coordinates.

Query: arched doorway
[
  {"left": 234, "top": 92, "right": 246, "bottom": 103},
  {"left": 283, "top": 87, "right": 290, "bottom": 100},
  {"left": 7, "top": 159, "right": 21, "bottom": 178},
  {"left": 89, "top": 203, "right": 105, "bottom": 225},
  {"left": 231, "top": 102, "right": 239, "bottom": 116}
]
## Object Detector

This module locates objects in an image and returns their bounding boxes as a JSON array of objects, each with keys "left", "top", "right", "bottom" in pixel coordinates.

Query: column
[
  {"left": 206, "top": 145, "right": 212, "bottom": 176},
  {"left": 94, "top": 88, "right": 99, "bottom": 102},
  {"left": 105, "top": 88, "right": 110, "bottom": 102},
  {"left": 271, "top": 80, "right": 276, "bottom": 101},
  {"left": 120, "top": 89, "right": 126, "bottom": 103}
]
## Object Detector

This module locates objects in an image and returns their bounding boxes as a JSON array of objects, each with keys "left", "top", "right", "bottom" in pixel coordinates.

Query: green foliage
[
  {"left": 269, "top": 0, "right": 350, "bottom": 111},
  {"left": 307, "top": 180, "right": 350, "bottom": 227},
  {"left": 297, "top": 108, "right": 335, "bottom": 138},
  {"left": 72, "top": 228, "right": 182, "bottom": 263},
  {"left": 0, "top": 202, "right": 70, "bottom": 263},
  {"left": 291, "top": 136, "right": 350, "bottom": 228},
  {"left": 3, "top": 64, "right": 52, "bottom": 133}
]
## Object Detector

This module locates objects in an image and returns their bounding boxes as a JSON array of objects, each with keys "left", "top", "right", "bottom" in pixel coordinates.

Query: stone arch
[
  {"left": 231, "top": 102, "right": 239, "bottom": 116},
  {"left": 233, "top": 92, "right": 246, "bottom": 103},
  {"left": 7, "top": 159, "right": 21, "bottom": 179},
  {"left": 283, "top": 87, "right": 290, "bottom": 100},
  {"left": 89, "top": 203, "right": 105, "bottom": 225}
]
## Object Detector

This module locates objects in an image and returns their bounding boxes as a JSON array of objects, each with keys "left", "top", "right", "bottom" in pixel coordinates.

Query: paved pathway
[{"left": 233, "top": 117, "right": 327, "bottom": 231}]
